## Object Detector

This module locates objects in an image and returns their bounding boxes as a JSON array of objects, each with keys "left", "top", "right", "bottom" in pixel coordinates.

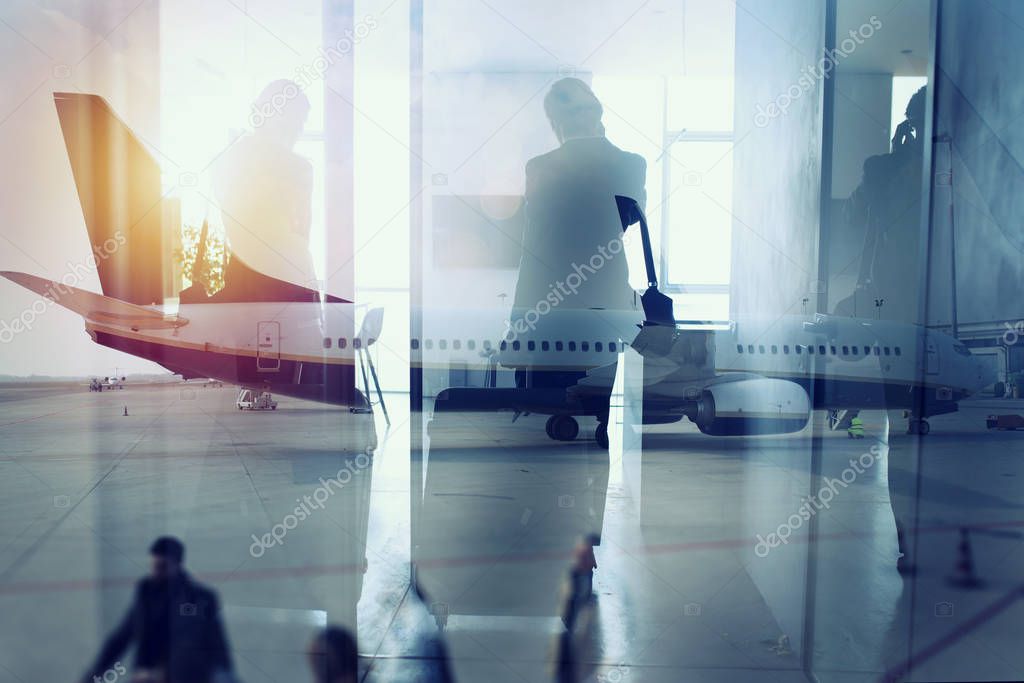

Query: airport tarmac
[{"left": 0, "top": 382, "right": 1022, "bottom": 682}]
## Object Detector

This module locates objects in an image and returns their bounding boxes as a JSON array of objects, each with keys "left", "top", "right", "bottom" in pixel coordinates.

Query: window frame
[{"left": 660, "top": 130, "right": 734, "bottom": 300}]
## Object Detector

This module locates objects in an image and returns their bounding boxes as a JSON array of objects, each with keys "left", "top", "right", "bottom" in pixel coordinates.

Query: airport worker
[{"left": 848, "top": 415, "right": 865, "bottom": 439}]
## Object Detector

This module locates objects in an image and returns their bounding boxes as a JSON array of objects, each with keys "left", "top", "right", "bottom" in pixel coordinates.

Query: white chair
[{"left": 356, "top": 307, "right": 390, "bottom": 425}]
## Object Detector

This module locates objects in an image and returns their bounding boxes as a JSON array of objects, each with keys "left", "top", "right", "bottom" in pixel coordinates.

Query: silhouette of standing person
[
  {"left": 513, "top": 78, "right": 646, "bottom": 315},
  {"left": 839, "top": 86, "right": 926, "bottom": 321},
  {"left": 215, "top": 79, "right": 317, "bottom": 299},
  {"left": 839, "top": 87, "right": 928, "bottom": 572},
  {"left": 79, "top": 537, "right": 234, "bottom": 683},
  {"left": 508, "top": 79, "right": 646, "bottom": 388}
]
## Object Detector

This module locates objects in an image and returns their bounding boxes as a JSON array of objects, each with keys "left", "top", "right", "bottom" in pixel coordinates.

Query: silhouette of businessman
[
  {"left": 80, "top": 537, "right": 234, "bottom": 683},
  {"left": 512, "top": 78, "right": 646, "bottom": 315}
]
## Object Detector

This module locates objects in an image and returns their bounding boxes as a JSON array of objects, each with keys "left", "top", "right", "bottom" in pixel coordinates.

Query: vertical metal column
[
  {"left": 408, "top": 0, "right": 424, "bottom": 585},
  {"left": 903, "top": 2, "right": 942, "bottom": 677},
  {"left": 803, "top": 0, "right": 837, "bottom": 677}
]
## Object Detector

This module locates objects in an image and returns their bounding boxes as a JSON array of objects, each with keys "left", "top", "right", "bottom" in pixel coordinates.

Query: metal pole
[
  {"left": 945, "top": 136, "right": 959, "bottom": 338},
  {"left": 804, "top": 0, "right": 837, "bottom": 676},
  {"left": 409, "top": 0, "right": 424, "bottom": 587}
]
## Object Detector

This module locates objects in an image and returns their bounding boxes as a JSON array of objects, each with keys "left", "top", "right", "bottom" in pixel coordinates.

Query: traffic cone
[{"left": 947, "top": 527, "right": 983, "bottom": 588}]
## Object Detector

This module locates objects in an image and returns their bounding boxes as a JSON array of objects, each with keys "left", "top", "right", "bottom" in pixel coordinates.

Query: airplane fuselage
[{"left": 84, "top": 303, "right": 991, "bottom": 418}]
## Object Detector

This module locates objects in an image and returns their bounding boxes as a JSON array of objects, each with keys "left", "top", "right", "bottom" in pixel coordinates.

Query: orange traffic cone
[{"left": 947, "top": 527, "right": 983, "bottom": 588}]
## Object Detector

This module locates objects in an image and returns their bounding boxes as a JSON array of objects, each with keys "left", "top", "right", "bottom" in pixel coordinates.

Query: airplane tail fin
[
  {"left": 54, "top": 92, "right": 170, "bottom": 306},
  {"left": 53, "top": 92, "right": 348, "bottom": 305}
]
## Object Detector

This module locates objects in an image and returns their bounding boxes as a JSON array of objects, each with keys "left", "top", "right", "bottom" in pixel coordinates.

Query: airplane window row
[
  {"left": 322, "top": 337, "right": 375, "bottom": 350},
  {"left": 407, "top": 339, "right": 622, "bottom": 353},
  {"left": 736, "top": 343, "right": 902, "bottom": 357}
]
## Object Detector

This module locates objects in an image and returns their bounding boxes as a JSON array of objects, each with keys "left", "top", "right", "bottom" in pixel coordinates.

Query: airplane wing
[
  {"left": 570, "top": 324, "right": 811, "bottom": 437},
  {"left": 1, "top": 271, "right": 188, "bottom": 330}
]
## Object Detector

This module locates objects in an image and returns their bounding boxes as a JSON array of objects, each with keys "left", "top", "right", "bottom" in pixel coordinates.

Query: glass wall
[
  {"left": 809, "top": 2, "right": 936, "bottom": 678},
  {"left": 809, "top": 1, "right": 1023, "bottom": 681},
  {"left": 1, "top": 1, "right": 1020, "bottom": 681}
]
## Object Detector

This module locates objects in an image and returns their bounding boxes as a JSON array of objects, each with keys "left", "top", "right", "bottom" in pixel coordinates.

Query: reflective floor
[{"left": 0, "top": 383, "right": 1022, "bottom": 682}]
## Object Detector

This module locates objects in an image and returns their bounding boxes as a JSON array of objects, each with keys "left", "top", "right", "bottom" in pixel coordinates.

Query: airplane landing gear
[
  {"left": 545, "top": 414, "right": 579, "bottom": 441},
  {"left": 907, "top": 418, "right": 930, "bottom": 435},
  {"left": 595, "top": 421, "right": 609, "bottom": 450}
]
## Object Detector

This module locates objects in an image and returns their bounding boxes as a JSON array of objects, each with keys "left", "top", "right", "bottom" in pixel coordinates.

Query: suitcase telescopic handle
[{"left": 615, "top": 195, "right": 659, "bottom": 289}]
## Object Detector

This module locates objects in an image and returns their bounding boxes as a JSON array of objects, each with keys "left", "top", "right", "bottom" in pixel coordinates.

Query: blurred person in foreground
[
  {"left": 365, "top": 577, "right": 456, "bottom": 682},
  {"left": 79, "top": 536, "right": 234, "bottom": 683},
  {"left": 553, "top": 535, "right": 602, "bottom": 683},
  {"left": 308, "top": 626, "right": 359, "bottom": 683}
]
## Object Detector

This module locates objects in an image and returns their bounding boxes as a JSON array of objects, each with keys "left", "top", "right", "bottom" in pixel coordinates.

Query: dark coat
[
  {"left": 83, "top": 572, "right": 233, "bottom": 683},
  {"left": 513, "top": 136, "right": 647, "bottom": 314}
]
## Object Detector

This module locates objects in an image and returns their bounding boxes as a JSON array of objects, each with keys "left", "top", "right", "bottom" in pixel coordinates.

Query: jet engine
[{"left": 688, "top": 377, "right": 810, "bottom": 436}]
